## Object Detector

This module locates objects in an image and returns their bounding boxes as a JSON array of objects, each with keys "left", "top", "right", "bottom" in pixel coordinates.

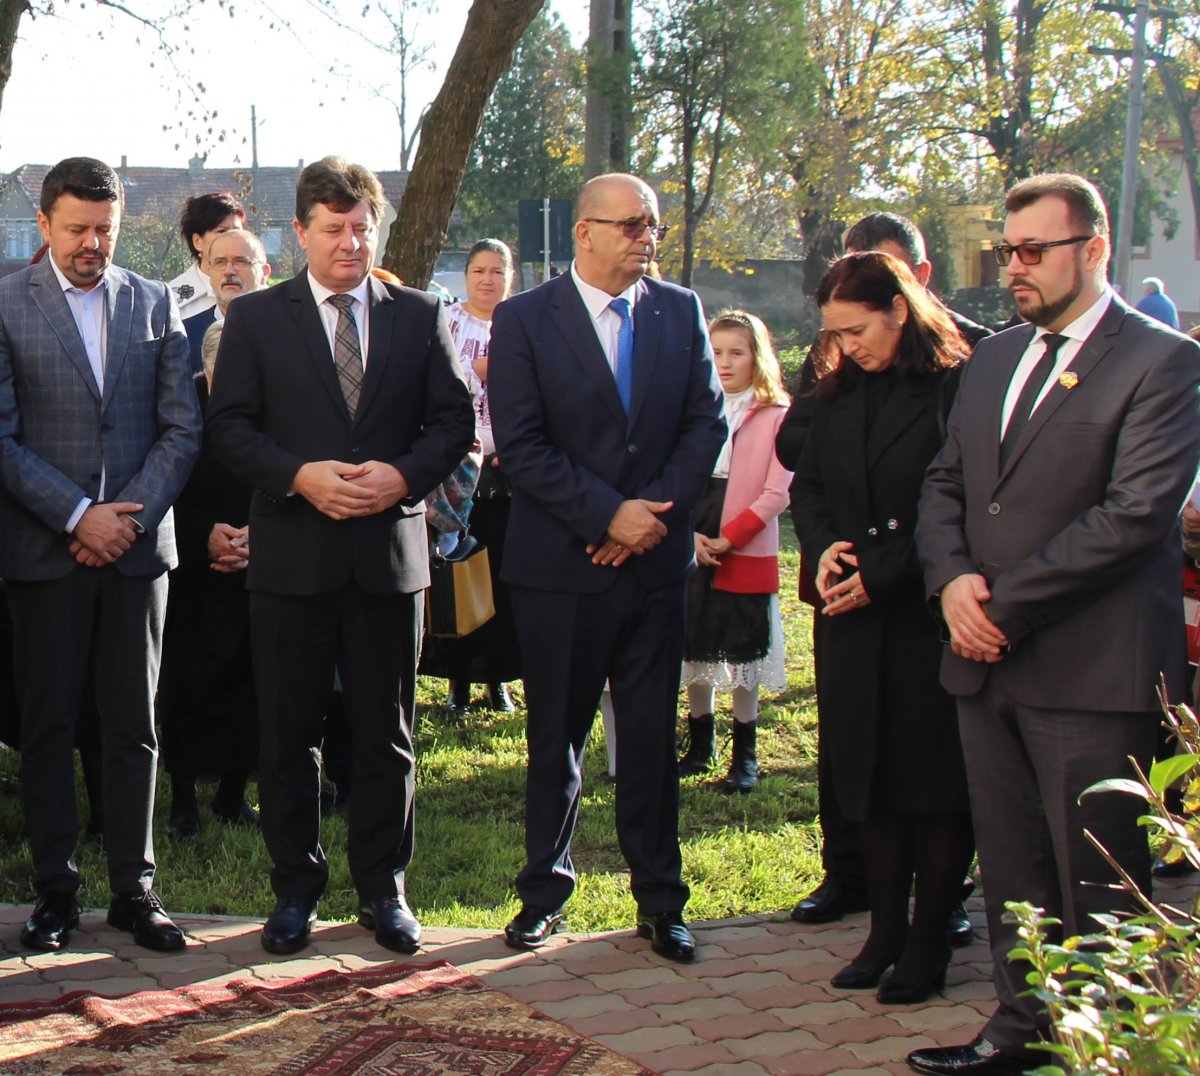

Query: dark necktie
[
  {"left": 608, "top": 297, "right": 634, "bottom": 413},
  {"left": 1000, "top": 332, "right": 1067, "bottom": 468},
  {"left": 328, "top": 293, "right": 363, "bottom": 417}
]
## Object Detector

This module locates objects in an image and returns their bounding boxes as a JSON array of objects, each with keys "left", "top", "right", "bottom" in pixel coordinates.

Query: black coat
[{"left": 792, "top": 363, "right": 968, "bottom": 820}]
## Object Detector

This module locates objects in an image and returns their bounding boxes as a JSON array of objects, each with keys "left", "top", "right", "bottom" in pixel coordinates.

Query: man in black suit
[
  {"left": 488, "top": 173, "right": 726, "bottom": 962},
  {"left": 205, "top": 156, "right": 474, "bottom": 956},
  {"left": 911, "top": 173, "right": 1200, "bottom": 1074}
]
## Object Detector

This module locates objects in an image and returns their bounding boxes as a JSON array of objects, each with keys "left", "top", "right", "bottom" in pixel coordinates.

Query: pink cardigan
[{"left": 713, "top": 402, "right": 793, "bottom": 594}]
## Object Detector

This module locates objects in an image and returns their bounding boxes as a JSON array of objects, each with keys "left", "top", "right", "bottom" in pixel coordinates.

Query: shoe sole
[{"left": 503, "top": 915, "right": 564, "bottom": 950}]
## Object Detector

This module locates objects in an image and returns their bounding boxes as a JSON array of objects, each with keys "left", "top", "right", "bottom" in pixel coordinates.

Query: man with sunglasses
[
  {"left": 911, "top": 173, "right": 1200, "bottom": 1074},
  {"left": 488, "top": 173, "right": 725, "bottom": 962}
]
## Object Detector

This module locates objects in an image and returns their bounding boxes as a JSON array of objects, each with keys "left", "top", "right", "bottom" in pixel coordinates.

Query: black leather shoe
[
  {"left": 261, "top": 897, "right": 318, "bottom": 954},
  {"left": 359, "top": 895, "right": 421, "bottom": 954},
  {"left": 1152, "top": 854, "right": 1198, "bottom": 878},
  {"left": 877, "top": 966, "right": 947, "bottom": 1005},
  {"left": 108, "top": 890, "right": 186, "bottom": 952},
  {"left": 947, "top": 901, "right": 974, "bottom": 947},
  {"left": 487, "top": 683, "right": 515, "bottom": 712},
  {"left": 504, "top": 904, "right": 565, "bottom": 949},
  {"left": 211, "top": 799, "right": 260, "bottom": 827},
  {"left": 831, "top": 961, "right": 889, "bottom": 989},
  {"left": 636, "top": 910, "right": 696, "bottom": 962},
  {"left": 907, "top": 1035, "right": 1026, "bottom": 1074},
  {"left": 20, "top": 893, "right": 81, "bottom": 952},
  {"left": 448, "top": 679, "right": 473, "bottom": 713},
  {"left": 791, "top": 875, "right": 869, "bottom": 924},
  {"left": 166, "top": 811, "right": 200, "bottom": 842}
]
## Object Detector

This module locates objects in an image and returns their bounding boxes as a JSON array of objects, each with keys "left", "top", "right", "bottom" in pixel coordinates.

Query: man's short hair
[
  {"left": 209, "top": 227, "right": 267, "bottom": 266},
  {"left": 295, "top": 156, "right": 386, "bottom": 226},
  {"left": 843, "top": 212, "right": 926, "bottom": 266},
  {"left": 1005, "top": 173, "right": 1109, "bottom": 238},
  {"left": 40, "top": 157, "right": 124, "bottom": 215},
  {"left": 179, "top": 192, "right": 246, "bottom": 259},
  {"left": 1142, "top": 276, "right": 1165, "bottom": 293}
]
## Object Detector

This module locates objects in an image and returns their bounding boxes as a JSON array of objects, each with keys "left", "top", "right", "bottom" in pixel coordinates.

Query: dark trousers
[
  {"left": 957, "top": 683, "right": 1156, "bottom": 1060},
  {"left": 250, "top": 585, "right": 421, "bottom": 903},
  {"left": 511, "top": 573, "right": 689, "bottom": 914},
  {"left": 7, "top": 569, "right": 166, "bottom": 896}
]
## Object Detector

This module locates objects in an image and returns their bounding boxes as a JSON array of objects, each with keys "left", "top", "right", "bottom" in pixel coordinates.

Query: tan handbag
[{"left": 425, "top": 534, "right": 496, "bottom": 638}]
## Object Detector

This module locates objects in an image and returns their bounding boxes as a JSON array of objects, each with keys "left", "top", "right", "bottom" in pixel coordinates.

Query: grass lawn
[{"left": 0, "top": 537, "right": 822, "bottom": 933}]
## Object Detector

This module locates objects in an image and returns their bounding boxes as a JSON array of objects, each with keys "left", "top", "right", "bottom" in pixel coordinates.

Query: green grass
[{"left": 0, "top": 538, "right": 822, "bottom": 931}]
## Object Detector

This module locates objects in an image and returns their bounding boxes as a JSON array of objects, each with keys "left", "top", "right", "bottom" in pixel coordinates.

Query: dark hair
[
  {"left": 1004, "top": 173, "right": 1109, "bottom": 238},
  {"left": 812, "top": 252, "right": 966, "bottom": 396},
  {"left": 843, "top": 212, "right": 926, "bottom": 266},
  {"left": 295, "top": 155, "right": 386, "bottom": 227},
  {"left": 466, "top": 238, "right": 513, "bottom": 272},
  {"left": 40, "top": 157, "right": 123, "bottom": 215},
  {"left": 179, "top": 192, "right": 246, "bottom": 260}
]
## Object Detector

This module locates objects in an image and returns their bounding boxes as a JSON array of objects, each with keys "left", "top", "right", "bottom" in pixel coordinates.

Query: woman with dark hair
[
  {"left": 168, "top": 192, "right": 246, "bottom": 321},
  {"left": 792, "top": 251, "right": 973, "bottom": 1004}
]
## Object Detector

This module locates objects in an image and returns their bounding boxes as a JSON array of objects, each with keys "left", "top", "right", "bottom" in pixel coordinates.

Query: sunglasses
[
  {"left": 584, "top": 217, "right": 670, "bottom": 242},
  {"left": 992, "top": 235, "right": 1092, "bottom": 266}
]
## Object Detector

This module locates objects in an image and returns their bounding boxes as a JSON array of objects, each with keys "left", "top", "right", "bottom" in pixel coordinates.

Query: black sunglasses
[
  {"left": 992, "top": 236, "right": 1093, "bottom": 266},
  {"left": 584, "top": 217, "right": 670, "bottom": 242}
]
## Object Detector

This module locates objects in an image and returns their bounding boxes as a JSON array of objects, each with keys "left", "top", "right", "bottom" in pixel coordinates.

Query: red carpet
[{"left": 0, "top": 960, "right": 648, "bottom": 1073}]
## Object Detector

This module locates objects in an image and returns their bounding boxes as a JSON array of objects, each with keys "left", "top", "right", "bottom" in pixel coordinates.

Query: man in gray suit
[
  {"left": 0, "top": 157, "right": 201, "bottom": 953},
  {"left": 911, "top": 173, "right": 1200, "bottom": 1074}
]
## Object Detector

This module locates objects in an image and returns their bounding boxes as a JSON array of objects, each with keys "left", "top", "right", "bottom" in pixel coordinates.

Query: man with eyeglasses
[
  {"left": 182, "top": 230, "right": 272, "bottom": 373},
  {"left": 910, "top": 173, "right": 1200, "bottom": 1074},
  {"left": 488, "top": 173, "right": 726, "bottom": 962}
]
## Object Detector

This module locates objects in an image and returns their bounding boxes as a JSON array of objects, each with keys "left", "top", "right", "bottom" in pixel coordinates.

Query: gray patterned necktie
[{"left": 328, "top": 293, "right": 363, "bottom": 417}]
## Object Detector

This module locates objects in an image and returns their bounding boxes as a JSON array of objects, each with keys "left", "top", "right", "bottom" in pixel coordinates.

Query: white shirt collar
[
  {"left": 1033, "top": 285, "right": 1112, "bottom": 346},
  {"left": 306, "top": 270, "right": 370, "bottom": 311},
  {"left": 47, "top": 255, "right": 107, "bottom": 297},
  {"left": 570, "top": 261, "right": 641, "bottom": 318}
]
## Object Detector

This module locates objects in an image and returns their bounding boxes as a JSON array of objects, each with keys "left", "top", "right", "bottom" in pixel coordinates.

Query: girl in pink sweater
[{"left": 680, "top": 311, "right": 794, "bottom": 791}]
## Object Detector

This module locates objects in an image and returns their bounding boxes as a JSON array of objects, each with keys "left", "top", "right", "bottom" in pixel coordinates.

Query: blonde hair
[{"left": 708, "top": 309, "right": 789, "bottom": 408}]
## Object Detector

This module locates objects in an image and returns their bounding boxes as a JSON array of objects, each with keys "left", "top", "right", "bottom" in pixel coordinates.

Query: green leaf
[
  {"left": 1148, "top": 755, "right": 1200, "bottom": 795},
  {"left": 1082, "top": 777, "right": 1150, "bottom": 800}
]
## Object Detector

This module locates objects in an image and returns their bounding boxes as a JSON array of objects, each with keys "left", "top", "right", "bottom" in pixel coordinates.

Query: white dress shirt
[
  {"left": 570, "top": 262, "right": 643, "bottom": 376},
  {"left": 307, "top": 272, "right": 370, "bottom": 370}
]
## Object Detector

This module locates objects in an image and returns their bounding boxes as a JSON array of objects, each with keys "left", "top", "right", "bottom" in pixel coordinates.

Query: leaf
[
  {"left": 1148, "top": 754, "right": 1200, "bottom": 795},
  {"left": 1082, "top": 777, "right": 1151, "bottom": 799}
]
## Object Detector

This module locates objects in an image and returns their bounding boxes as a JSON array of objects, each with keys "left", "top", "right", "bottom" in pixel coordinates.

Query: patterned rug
[{"left": 0, "top": 960, "right": 648, "bottom": 1074}]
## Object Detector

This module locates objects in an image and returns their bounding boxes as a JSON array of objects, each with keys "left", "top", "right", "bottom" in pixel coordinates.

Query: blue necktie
[{"left": 609, "top": 297, "right": 634, "bottom": 413}]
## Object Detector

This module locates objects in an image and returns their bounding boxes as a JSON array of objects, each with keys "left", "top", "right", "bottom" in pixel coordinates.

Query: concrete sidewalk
[{"left": 1, "top": 874, "right": 1196, "bottom": 1075}]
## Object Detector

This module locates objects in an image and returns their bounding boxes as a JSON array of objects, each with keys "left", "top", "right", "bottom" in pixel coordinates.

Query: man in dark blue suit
[{"left": 488, "top": 173, "right": 726, "bottom": 962}]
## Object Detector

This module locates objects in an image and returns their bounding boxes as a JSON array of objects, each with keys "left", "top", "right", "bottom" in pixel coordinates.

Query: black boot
[
  {"left": 724, "top": 721, "right": 758, "bottom": 793},
  {"left": 448, "top": 679, "right": 472, "bottom": 713},
  {"left": 678, "top": 713, "right": 716, "bottom": 777}
]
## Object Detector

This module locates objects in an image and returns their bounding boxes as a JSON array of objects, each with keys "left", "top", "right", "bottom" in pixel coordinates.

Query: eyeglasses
[
  {"left": 209, "top": 255, "right": 260, "bottom": 270},
  {"left": 584, "top": 217, "right": 669, "bottom": 242},
  {"left": 992, "top": 236, "right": 1092, "bottom": 266}
]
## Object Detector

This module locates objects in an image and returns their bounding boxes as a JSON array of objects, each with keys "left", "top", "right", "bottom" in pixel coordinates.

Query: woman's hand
[
  {"left": 694, "top": 533, "right": 732, "bottom": 567},
  {"left": 821, "top": 569, "right": 870, "bottom": 617},
  {"left": 816, "top": 540, "right": 857, "bottom": 597}
]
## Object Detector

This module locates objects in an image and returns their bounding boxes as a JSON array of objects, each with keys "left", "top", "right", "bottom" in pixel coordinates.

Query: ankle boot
[
  {"left": 678, "top": 713, "right": 716, "bottom": 777},
  {"left": 448, "top": 679, "right": 472, "bottom": 712},
  {"left": 724, "top": 721, "right": 759, "bottom": 793}
]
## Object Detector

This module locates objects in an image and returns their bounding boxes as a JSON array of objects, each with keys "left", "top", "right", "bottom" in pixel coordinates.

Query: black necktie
[{"left": 1000, "top": 333, "right": 1067, "bottom": 468}]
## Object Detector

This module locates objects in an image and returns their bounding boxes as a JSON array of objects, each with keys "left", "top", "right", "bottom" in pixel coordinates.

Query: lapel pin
[{"left": 1058, "top": 371, "right": 1079, "bottom": 390}]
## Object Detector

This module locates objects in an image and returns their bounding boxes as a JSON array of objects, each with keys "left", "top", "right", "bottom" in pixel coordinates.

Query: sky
[{"left": 0, "top": 0, "right": 587, "bottom": 173}]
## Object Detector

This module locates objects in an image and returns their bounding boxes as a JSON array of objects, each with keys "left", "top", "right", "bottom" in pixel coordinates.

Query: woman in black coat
[{"left": 793, "top": 252, "right": 972, "bottom": 1004}]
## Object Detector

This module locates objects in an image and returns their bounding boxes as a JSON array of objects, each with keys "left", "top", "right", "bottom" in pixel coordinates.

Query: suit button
[
  {"left": 627, "top": 443, "right": 638, "bottom": 454},
  {"left": 988, "top": 502, "right": 1001, "bottom": 515},
  {"left": 867, "top": 527, "right": 878, "bottom": 537}
]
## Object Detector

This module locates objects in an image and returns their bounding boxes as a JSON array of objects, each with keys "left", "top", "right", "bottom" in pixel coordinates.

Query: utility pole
[
  {"left": 584, "top": 0, "right": 632, "bottom": 178},
  {"left": 251, "top": 104, "right": 259, "bottom": 170},
  {"left": 1114, "top": 0, "right": 1149, "bottom": 297}
]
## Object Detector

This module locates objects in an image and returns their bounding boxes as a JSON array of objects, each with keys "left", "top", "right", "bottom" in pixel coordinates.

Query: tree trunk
[
  {"left": 1156, "top": 57, "right": 1200, "bottom": 250},
  {"left": 383, "top": 0, "right": 544, "bottom": 289},
  {"left": 0, "top": 0, "right": 28, "bottom": 117}
]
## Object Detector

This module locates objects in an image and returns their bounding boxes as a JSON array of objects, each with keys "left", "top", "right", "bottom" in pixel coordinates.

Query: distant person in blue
[{"left": 1135, "top": 276, "right": 1180, "bottom": 329}]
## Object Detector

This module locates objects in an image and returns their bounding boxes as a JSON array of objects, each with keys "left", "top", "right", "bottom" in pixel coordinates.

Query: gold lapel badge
[{"left": 1058, "top": 371, "right": 1079, "bottom": 390}]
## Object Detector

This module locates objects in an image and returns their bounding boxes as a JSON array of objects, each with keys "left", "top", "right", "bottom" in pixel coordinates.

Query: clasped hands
[
  {"left": 69, "top": 501, "right": 143, "bottom": 567},
  {"left": 816, "top": 540, "right": 871, "bottom": 616},
  {"left": 940, "top": 572, "right": 1008, "bottom": 663},
  {"left": 208, "top": 523, "right": 249, "bottom": 573},
  {"left": 292, "top": 460, "right": 408, "bottom": 520},
  {"left": 587, "top": 499, "right": 674, "bottom": 566}
]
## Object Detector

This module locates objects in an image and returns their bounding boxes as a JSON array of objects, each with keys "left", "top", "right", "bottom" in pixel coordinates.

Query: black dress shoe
[
  {"left": 947, "top": 901, "right": 974, "bottom": 947},
  {"left": 211, "top": 799, "right": 261, "bottom": 827},
  {"left": 876, "top": 966, "right": 948, "bottom": 1005},
  {"left": 1152, "top": 854, "right": 1198, "bottom": 878},
  {"left": 166, "top": 811, "right": 200, "bottom": 842},
  {"left": 907, "top": 1035, "right": 1026, "bottom": 1074},
  {"left": 791, "top": 875, "right": 869, "bottom": 924},
  {"left": 831, "top": 961, "right": 889, "bottom": 989},
  {"left": 504, "top": 904, "right": 565, "bottom": 949},
  {"left": 262, "top": 897, "right": 318, "bottom": 954},
  {"left": 359, "top": 895, "right": 421, "bottom": 954},
  {"left": 487, "top": 683, "right": 515, "bottom": 712},
  {"left": 20, "top": 893, "right": 81, "bottom": 952},
  {"left": 636, "top": 910, "right": 696, "bottom": 962},
  {"left": 108, "top": 890, "right": 186, "bottom": 952},
  {"left": 448, "top": 679, "right": 473, "bottom": 712}
]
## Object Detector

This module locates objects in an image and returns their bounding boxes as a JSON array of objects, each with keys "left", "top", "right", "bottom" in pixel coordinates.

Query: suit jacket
[
  {"left": 488, "top": 272, "right": 726, "bottom": 593},
  {"left": 916, "top": 295, "right": 1200, "bottom": 711},
  {"left": 203, "top": 272, "right": 475, "bottom": 597},
  {"left": 183, "top": 306, "right": 217, "bottom": 376},
  {"left": 0, "top": 258, "right": 201, "bottom": 580}
]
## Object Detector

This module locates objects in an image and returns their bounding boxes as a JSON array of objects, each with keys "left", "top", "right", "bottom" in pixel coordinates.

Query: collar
[
  {"left": 47, "top": 255, "right": 108, "bottom": 297},
  {"left": 570, "top": 261, "right": 642, "bottom": 318},
  {"left": 306, "top": 270, "right": 370, "bottom": 311},
  {"left": 1033, "top": 285, "right": 1112, "bottom": 347}
]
